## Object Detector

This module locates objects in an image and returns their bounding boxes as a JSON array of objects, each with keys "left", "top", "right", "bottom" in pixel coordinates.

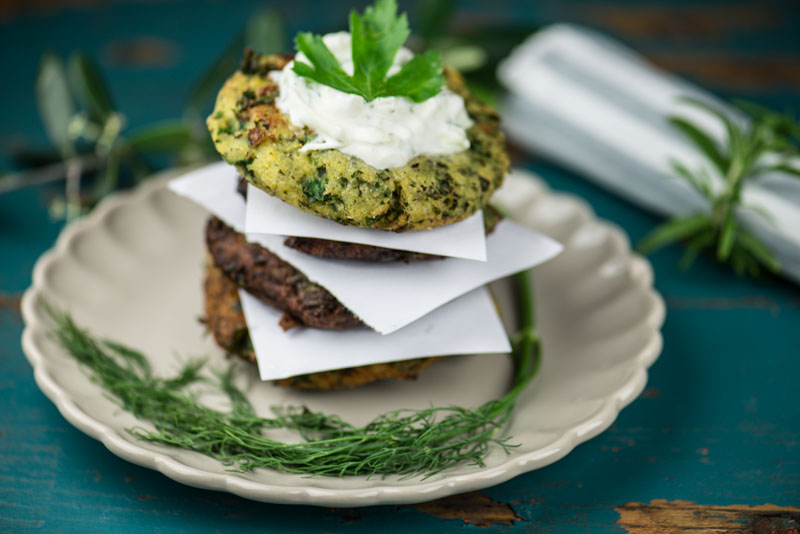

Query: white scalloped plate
[{"left": 21, "top": 168, "right": 664, "bottom": 507}]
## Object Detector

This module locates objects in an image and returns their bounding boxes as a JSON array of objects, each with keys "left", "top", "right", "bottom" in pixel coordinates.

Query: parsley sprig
[
  {"left": 639, "top": 97, "right": 800, "bottom": 277},
  {"left": 293, "top": 0, "right": 445, "bottom": 103}
]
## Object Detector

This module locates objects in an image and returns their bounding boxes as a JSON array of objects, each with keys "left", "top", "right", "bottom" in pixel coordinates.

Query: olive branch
[{"left": 1, "top": 1, "right": 537, "bottom": 218}]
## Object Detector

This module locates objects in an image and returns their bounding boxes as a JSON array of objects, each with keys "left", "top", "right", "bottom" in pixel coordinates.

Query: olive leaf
[
  {"left": 36, "top": 53, "right": 75, "bottom": 158},
  {"left": 128, "top": 121, "right": 194, "bottom": 153},
  {"left": 244, "top": 8, "right": 285, "bottom": 55},
  {"left": 93, "top": 147, "right": 120, "bottom": 199},
  {"left": 67, "top": 52, "right": 114, "bottom": 123},
  {"left": 417, "top": 0, "right": 454, "bottom": 46},
  {"left": 185, "top": 9, "right": 284, "bottom": 119}
]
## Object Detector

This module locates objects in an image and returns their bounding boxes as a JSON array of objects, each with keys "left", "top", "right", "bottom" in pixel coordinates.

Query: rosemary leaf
[
  {"left": 761, "top": 163, "right": 800, "bottom": 178},
  {"left": 678, "top": 96, "right": 741, "bottom": 151},
  {"left": 679, "top": 229, "right": 715, "bottom": 270},
  {"left": 639, "top": 97, "right": 799, "bottom": 277},
  {"left": 736, "top": 230, "right": 780, "bottom": 273},
  {"left": 669, "top": 116, "right": 727, "bottom": 173},
  {"left": 716, "top": 214, "right": 737, "bottom": 261},
  {"left": 638, "top": 214, "right": 712, "bottom": 254},
  {"left": 127, "top": 121, "right": 195, "bottom": 153},
  {"left": 670, "top": 160, "right": 713, "bottom": 201}
]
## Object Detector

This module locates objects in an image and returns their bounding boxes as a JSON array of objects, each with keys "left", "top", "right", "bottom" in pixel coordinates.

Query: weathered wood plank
[
  {"left": 616, "top": 500, "right": 800, "bottom": 534},
  {"left": 407, "top": 492, "right": 522, "bottom": 527}
]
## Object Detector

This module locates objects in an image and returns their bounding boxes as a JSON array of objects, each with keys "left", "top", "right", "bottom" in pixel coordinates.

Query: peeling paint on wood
[
  {"left": 407, "top": 491, "right": 521, "bottom": 527},
  {"left": 329, "top": 508, "right": 362, "bottom": 524},
  {"left": 616, "top": 499, "right": 800, "bottom": 534},
  {"left": 0, "top": 0, "right": 103, "bottom": 22},
  {"left": 647, "top": 53, "right": 800, "bottom": 91},
  {"left": 103, "top": 37, "right": 179, "bottom": 68},
  {"left": 0, "top": 292, "right": 22, "bottom": 313},
  {"left": 576, "top": 4, "right": 780, "bottom": 39},
  {"left": 640, "top": 387, "right": 662, "bottom": 398}
]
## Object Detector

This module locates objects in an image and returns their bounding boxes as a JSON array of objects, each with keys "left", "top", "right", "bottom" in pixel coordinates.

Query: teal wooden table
[{"left": 1, "top": 1, "right": 798, "bottom": 532}]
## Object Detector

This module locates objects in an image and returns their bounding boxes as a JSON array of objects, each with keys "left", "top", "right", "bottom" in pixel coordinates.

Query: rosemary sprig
[
  {"left": 43, "top": 272, "right": 539, "bottom": 479},
  {"left": 639, "top": 97, "right": 800, "bottom": 277}
]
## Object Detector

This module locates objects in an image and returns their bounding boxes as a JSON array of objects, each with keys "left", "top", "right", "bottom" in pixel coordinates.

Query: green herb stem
[
  {"left": 639, "top": 97, "right": 799, "bottom": 277},
  {"left": 44, "top": 272, "right": 540, "bottom": 479}
]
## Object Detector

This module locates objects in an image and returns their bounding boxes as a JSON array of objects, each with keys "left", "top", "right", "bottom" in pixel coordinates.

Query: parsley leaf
[
  {"left": 302, "top": 177, "right": 328, "bottom": 202},
  {"left": 292, "top": 0, "right": 445, "bottom": 103}
]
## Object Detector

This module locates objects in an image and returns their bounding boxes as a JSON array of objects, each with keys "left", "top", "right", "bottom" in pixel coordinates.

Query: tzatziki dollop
[{"left": 271, "top": 32, "right": 473, "bottom": 170}]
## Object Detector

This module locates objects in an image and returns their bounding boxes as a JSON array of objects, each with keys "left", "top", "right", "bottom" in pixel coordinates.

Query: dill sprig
[
  {"left": 639, "top": 97, "right": 800, "bottom": 277},
  {"left": 43, "top": 272, "right": 539, "bottom": 479}
]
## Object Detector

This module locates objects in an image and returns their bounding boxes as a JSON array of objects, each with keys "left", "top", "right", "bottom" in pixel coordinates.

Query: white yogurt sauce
[{"left": 271, "top": 32, "right": 473, "bottom": 170}]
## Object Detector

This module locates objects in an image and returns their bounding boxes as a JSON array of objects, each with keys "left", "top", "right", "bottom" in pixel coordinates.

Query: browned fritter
[
  {"left": 210, "top": 50, "right": 508, "bottom": 232},
  {"left": 203, "top": 261, "right": 438, "bottom": 390},
  {"left": 283, "top": 206, "right": 504, "bottom": 262},
  {"left": 282, "top": 236, "right": 440, "bottom": 263},
  {"left": 279, "top": 358, "right": 438, "bottom": 391},
  {"left": 203, "top": 255, "right": 253, "bottom": 358},
  {"left": 206, "top": 216, "right": 361, "bottom": 329},
  {"left": 236, "top": 176, "right": 503, "bottom": 263}
]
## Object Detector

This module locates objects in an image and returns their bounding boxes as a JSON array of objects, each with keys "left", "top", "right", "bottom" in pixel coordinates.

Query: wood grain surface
[
  {"left": 1, "top": 0, "right": 798, "bottom": 532},
  {"left": 616, "top": 500, "right": 800, "bottom": 534}
]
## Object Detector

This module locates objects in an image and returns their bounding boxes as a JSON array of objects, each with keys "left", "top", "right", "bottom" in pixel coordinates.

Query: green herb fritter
[
  {"left": 206, "top": 51, "right": 509, "bottom": 231},
  {"left": 203, "top": 257, "right": 438, "bottom": 390}
]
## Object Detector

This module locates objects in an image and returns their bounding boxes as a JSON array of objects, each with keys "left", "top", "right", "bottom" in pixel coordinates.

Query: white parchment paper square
[
  {"left": 245, "top": 183, "right": 488, "bottom": 261},
  {"left": 169, "top": 162, "right": 562, "bottom": 334},
  {"left": 249, "top": 222, "right": 560, "bottom": 334},
  {"left": 239, "top": 286, "right": 511, "bottom": 380}
]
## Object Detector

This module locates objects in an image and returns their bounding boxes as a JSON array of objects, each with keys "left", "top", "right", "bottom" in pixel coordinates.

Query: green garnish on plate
[
  {"left": 293, "top": 0, "right": 445, "bottom": 102},
  {"left": 44, "top": 272, "right": 540, "bottom": 479},
  {"left": 639, "top": 97, "right": 800, "bottom": 277}
]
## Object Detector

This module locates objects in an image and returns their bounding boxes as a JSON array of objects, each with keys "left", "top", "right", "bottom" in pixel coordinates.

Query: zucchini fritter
[
  {"left": 206, "top": 216, "right": 361, "bottom": 329},
  {"left": 283, "top": 205, "right": 503, "bottom": 262},
  {"left": 234, "top": 176, "right": 503, "bottom": 263},
  {"left": 207, "top": 50, "right": 509, "bottom": 231},
  {"left": 203, "top": 261, "right": 438, "bottom": 390}
]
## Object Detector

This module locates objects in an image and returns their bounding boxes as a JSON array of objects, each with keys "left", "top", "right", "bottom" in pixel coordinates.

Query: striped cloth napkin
[{"left": 498, "top": 23, "right": 800, "bottom": 284}]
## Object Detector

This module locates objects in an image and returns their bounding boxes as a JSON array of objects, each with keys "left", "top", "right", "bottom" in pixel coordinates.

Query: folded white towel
[{"left": 498, "top": 23, "right": 800, "bottom": 283}]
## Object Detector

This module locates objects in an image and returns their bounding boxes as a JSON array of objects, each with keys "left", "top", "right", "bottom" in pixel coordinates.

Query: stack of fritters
[{"left": 203, "top": 51, "right": 509, "bottom": 390}]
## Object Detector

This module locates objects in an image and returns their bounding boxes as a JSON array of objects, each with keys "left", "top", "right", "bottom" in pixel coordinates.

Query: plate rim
[{"left": 20, "top": 167, "right": 665, "bottom": 507}]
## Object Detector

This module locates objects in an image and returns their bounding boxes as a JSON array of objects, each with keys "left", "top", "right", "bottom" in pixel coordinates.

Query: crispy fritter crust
[
  {"left": 208, "top": 51, "right": 509, "bottom": 231},
  {"left": 279, "top": 357, "right": 438, "bottom": 391},
  {"left": 203, "top": 255, "right": 253, "bottom": 356},
  {"left": 283, "top": 205, "right": 503, "bottom": 262},
  {"left": 234, "top": 176, "right": 503, "bottom": 263},
  {"left": 282, "top": 236, "right": 439, "bottom": 263},
  {"left": 205, "top": 216, "right": 361, "bottom": 329},
  {"left": 203, "top": 261, "right": 438, "bottom": 390}
]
